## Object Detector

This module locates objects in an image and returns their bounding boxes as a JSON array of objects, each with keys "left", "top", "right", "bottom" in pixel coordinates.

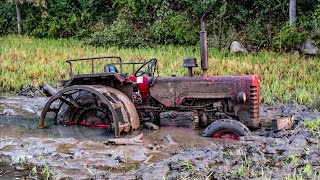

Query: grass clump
[
  {"left": 304, "top": 118, "right": 320, "bottom": 137},
  {"left": 283, "top": 166, "right": 320, "bottom": 180},
  {"left": 0, "top": 35, "right": 320, "bottom": 105},
  {"left": 229, "top": 155, "right": 267, "bottom": 179}
]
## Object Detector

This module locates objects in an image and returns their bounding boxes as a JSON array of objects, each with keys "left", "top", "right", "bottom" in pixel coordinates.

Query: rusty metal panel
[
  {"left": 96, "top": 86, "right": 140, "bottom": 130},
  {"left": 272, "top": 116, "right": 294, "bottom": 131},
  {"left": 150, "top": 76, "right": 255, "bottom": 107}
]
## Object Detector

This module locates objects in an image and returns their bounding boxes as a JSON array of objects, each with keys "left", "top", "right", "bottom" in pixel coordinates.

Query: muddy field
[{"left": 0, "top": 94, "right": 319, "bottom": 179}]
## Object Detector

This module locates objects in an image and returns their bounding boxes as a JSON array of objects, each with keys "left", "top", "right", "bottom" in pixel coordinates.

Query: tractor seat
[{"left": 104, "top": 64, "right": 118, "bottom": 73}]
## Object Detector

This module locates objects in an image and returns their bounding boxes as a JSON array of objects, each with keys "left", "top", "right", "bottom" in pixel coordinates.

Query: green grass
[
  {"left": 1, "top": 35, "right": 320, "bottom": 105},
  {"left": 304, "top": 118, "right": 320, "bottom": 137}
]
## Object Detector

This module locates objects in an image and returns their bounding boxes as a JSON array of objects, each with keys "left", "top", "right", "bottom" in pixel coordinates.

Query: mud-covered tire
[
  {"left": 39, "top": 85, "right": 140, "bottom": 137},
  {"left": 202, "top": 119, "right": 251, "bottom": 137},
  {"left": 57, "top": 91, "right": 111, "bottom": 125}
]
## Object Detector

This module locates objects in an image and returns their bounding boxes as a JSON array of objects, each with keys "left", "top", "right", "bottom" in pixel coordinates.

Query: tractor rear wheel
[
  {"left": 58, "top": 91, "right": 113, "bottom": 128},
  {"left": 202, "top": 119, "right": 251, "bottom": 139},
  {"left": 39, "top": 85, "right": 139, "bottom": 137}
]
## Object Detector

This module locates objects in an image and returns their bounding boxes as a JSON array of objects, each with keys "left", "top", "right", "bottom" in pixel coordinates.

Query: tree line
[{"left": 1, "top": 0, "right": 319, "bottom": 50}]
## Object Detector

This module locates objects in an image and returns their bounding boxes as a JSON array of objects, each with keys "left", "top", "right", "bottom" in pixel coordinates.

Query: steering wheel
[{"left": 134, "top": 58, "right": 157, "bottom": 77}]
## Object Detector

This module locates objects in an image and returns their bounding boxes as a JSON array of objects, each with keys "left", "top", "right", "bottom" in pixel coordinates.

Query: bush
[
  {"left": 309, "top": 0, "right": 320, "bottom": 45},
  {"left": 29, "top": 0, "right": 89, "bottom": 38},
  {"left": 0, "top": 2, "right": 16, "bottom": 35},
  {"left": 148, "top": 13, "right": 198, "bottom": 45},
  {"left": 87, "top": 10, "right": 198, "bottom": 47},
  {"left": 272, "top": 23, "right": 308, "bottom": 51},
  {"left": 87, "top": 12, "right": 149, "bottom": 47},
  {"left": 26, "top": 0, "right": 116, "bottom": 38},
  {"left": 1, "top": 0, "right": 320, "bottom": 49},
  {"left": 244, "top": 20, "right": 271, "bottom": 50}
]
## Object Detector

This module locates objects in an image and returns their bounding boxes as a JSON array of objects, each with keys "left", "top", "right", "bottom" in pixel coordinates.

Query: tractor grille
[{"left": 249, "top": 86, "right": 260, "bottom": 126}]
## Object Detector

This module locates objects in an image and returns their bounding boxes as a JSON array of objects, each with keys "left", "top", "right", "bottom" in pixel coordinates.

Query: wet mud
[{"left": 0, "top": 94, "right": 320, "bottom": 179}]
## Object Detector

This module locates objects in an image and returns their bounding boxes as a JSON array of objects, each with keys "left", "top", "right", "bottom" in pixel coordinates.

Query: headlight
[{"left": 237, "top": 92, "right": 246, "bottom": 103}]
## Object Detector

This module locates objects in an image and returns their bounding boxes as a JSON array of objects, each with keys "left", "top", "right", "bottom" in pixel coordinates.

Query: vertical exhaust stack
[{"left": 200, "top": 13, "right": 209, "bottom": 78}]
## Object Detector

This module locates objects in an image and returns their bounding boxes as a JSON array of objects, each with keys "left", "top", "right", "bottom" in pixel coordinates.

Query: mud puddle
[
  {"left": 0, "top": 117, "right": 231, "bottom": 179},
  {"left": 0, "top": 94, "right": 232, "bottom": 179},
  {"left": 1, "top": 94, "right": 320, "bottom": 179}
]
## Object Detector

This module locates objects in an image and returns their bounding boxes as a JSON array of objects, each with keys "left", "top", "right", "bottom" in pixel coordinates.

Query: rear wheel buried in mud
[
  {"left": 39, "top": 85, "right": 139, "bottom": 137},
  {"left": 202, "top": 119, "right": 251, "bottom": 139},
  {"left": 58, "top": 91, "right": 113, "bottom": 128}
]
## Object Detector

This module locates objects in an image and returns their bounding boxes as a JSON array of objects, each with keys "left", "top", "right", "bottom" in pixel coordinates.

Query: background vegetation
[
  {"left": 1, "top": 0, "right": 320, "bottom": 50},
  {"left": 1, "top": 35, "right": 319, "bottom": 106},
  {"left": 0, "top": 1, "right": 319, "bottom": 106}
]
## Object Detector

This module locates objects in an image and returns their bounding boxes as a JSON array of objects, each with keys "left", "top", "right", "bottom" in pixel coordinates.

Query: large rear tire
[
  {"left": 57, "top": 91, "right": 113, "bottom": 128},
  {"left": 39, "top": 85, "right": 139, "bottom": 137},
  {"left": 202, "top": 119, "right": 251, "bottom": 138}
]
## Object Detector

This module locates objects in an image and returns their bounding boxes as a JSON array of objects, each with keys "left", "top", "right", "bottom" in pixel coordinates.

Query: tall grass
[{"left": 0, "top": 35, "right": 319, "bottom": 105}]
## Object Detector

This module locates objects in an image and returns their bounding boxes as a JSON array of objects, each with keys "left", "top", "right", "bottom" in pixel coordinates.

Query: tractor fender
[
  {"left": 202, "top": 119, "right": 251, "bottom": 138},
  {"left": 93, "top": 85, "right": 140, "bottom": 130}
]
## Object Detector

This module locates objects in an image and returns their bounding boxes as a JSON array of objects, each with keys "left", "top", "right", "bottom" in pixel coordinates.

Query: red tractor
[{"left": 39, "top": 15, "right": 260, "bottom": 138}]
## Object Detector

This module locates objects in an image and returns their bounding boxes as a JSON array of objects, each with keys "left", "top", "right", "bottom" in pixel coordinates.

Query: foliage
[
  {"left": 88, "top": 0, "right": 199, "bottom": 47},
  {"left": 1, "top": 0, "right": 117, "bottom": 38},
  {"left": 148, "top": 13, "right": 198, "bottom": 45},
  {"left": 5, "top": 0, "right": 46, "bottom": 8},
  {"left": 1, "top": 35, "right": 320, "bottom": 106},
  {"left": 1, "top": 0, "right": 320, "bottom": 49},
  {"left": 0, "top": 2, "right": 16, "bottom": 35},
  {"left": 309, "top": 0, "right": 320, "bottom": 45},
  {"left": 87, "top": 10, "right": 149, "bottom": 47},
  {"left": 29, "top": 0, "right": 97, "bottom": 38},
  {"left": 304, "top": 118, "right": 320, "bottom": 137},
  {"left": 272, "top": 23, "right": 308, "bottom": 51}
]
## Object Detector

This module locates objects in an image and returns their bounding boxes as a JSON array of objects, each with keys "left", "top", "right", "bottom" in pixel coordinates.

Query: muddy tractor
[{"left": 39, "top": 15, "right": 260, "bottom": 138}]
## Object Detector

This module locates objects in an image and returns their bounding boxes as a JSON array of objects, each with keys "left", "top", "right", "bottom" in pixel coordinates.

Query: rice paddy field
[{"left": 0, "top": 35, "right": 319, "bottom": 105}]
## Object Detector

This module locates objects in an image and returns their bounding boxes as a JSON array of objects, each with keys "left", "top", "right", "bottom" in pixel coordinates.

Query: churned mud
[{"left": 0, "top": 94, "right": 319, "bottom": 179}]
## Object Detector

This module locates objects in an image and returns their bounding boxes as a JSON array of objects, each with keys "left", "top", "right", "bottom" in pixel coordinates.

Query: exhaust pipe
[
  {"left": 200, "top": 13, "right": 209, "bottom": 78},
  {"left": 42, "top": 83, "right": 57, "bottom": 96}
]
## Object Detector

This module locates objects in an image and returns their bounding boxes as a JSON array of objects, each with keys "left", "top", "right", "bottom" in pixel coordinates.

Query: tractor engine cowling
[{"left": 149, "top": 75, "right": 260, "bottom": 129}]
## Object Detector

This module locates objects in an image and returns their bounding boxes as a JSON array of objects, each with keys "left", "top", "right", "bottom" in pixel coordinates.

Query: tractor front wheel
[{"left": 202, "top": 119, "right": 251, "bottom": 139}]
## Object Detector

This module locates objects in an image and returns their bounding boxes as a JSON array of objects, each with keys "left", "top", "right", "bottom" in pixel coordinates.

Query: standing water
[{"left": 0, "top": 94, "right": 233, "bottom": 179}]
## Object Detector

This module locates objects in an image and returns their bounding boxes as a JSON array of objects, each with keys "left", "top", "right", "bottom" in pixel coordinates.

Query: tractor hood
[{"left": 150, "top": 75, "right": 259, "bottom": 107}]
